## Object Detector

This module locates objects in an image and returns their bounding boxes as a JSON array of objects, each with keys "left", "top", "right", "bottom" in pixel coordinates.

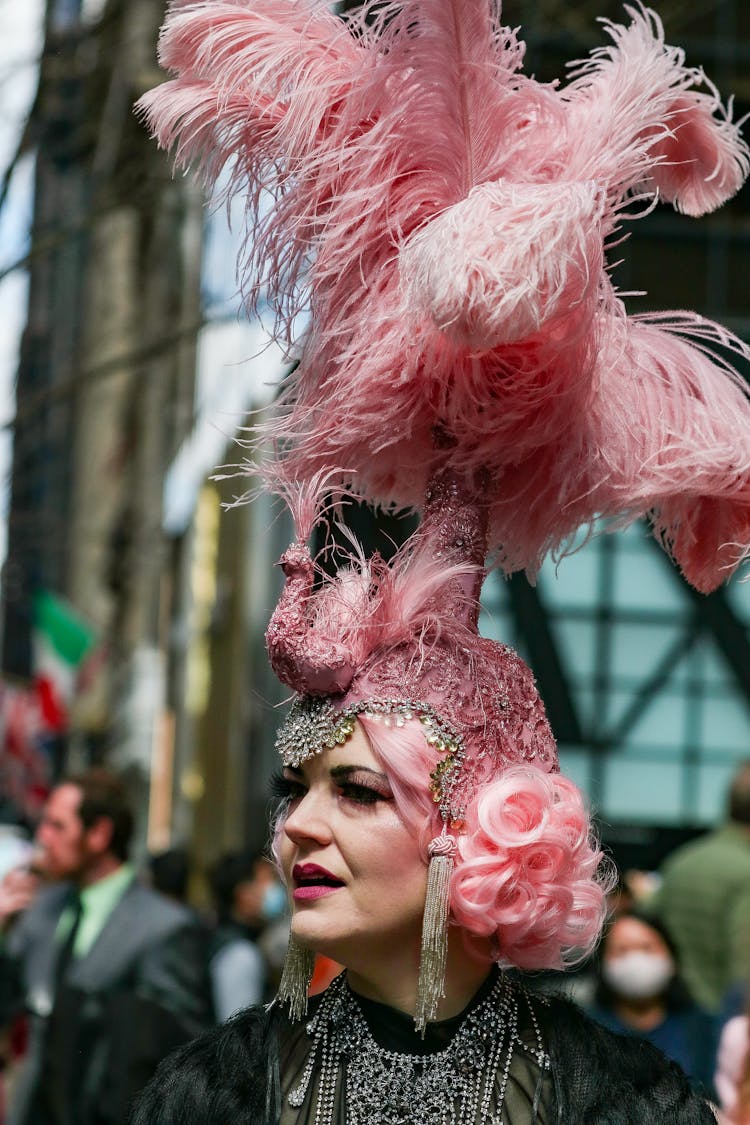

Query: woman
[
  {"left": 133, "top": 0, "right": 747, "bottom": 1120},
  {"left": 131, "top": 483, "right": 718, "bottom": 1123},
  {"left": 589, "top": 910, "right": 719, "bottom": 1096},
  {"left": 133, "top": 704, "right": 717, "bottom": 1123}
]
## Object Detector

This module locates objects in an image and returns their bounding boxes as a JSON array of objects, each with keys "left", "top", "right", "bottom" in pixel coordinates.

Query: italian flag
[{"left": 32, "top": 592, "right": 97, "bottom": 731}]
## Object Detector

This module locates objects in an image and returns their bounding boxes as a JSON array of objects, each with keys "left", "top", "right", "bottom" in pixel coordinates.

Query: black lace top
[
  {"left": 131, "top": 973, "right": 718, "bottom": 1125},
  {"left": 278, "top": 971, "right": 554, "bottom": 1124}
]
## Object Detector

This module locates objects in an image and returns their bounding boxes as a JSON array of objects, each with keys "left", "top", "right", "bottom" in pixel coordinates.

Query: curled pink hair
[{"left": 358, "top": 715, "right": 608, "bottom": 970}]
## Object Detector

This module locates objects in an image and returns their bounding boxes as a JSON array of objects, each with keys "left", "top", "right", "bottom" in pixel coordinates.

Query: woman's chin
[
  {"left": 291, "top": 915, "right": 334, "bottom": 950},
  {"left": 291, "top": 919, "right": 354, "bottom": 966}
]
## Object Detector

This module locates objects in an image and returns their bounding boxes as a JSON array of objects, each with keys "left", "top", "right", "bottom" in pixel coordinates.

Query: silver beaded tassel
[
  {"left": 415, "top": 832, "right": 457, "bottom": 1034},
  {"left": 278, "top": 934, "right": 315, "bottom": 1021}
]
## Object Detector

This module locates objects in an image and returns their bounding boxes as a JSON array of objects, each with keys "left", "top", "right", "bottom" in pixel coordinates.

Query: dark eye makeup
[
  {"left": 269, "top": 771, "right": 305, "bottom": 809},
  {"left": 329, "top": 765, "right": 393, "bottom": 805},
  {"left": 269, "top": 766, "right": 393, "bottom": 810},
  {"left": 336, "top": 780, "right": 388, "bottom": 805}
]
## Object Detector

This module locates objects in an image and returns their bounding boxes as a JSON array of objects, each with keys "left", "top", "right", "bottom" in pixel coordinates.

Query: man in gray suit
[{"left": 0, "top": 769, "right": 212, "bottom": 1124}]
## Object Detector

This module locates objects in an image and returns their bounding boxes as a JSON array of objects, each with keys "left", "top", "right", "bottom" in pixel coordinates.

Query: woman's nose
[{"left": 283, "top": 788, "right": 333, "bottom": 847}]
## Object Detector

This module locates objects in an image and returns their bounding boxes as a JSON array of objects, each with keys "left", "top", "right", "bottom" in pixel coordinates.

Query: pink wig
[{"left": 358, "top": 716, "right": 608, "bottom": 971}]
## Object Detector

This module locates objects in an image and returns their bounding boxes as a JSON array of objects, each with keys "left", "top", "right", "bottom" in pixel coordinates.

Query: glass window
[
  {"left": 612, "top": 541, "right": 684, "bottom": 613},
  {"left": 609, "top": 623, "right": 688, "bottom": 682},
  {"left": 481, "top": 514, "right": 750, "bottom": 828},
  {"left": 701, "top": 695, "right": 750, "bottom": 753},
  {"left": 603, "top": 756, "right": 684, "bottom": 825}
]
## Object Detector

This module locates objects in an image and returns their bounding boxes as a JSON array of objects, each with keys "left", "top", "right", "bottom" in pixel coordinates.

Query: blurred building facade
[
  {"left": 0, "top": 0, "right": 748, "bottom": 874},
  {"left": 0, "top": 0, "right": 291, "bottom": 859}
]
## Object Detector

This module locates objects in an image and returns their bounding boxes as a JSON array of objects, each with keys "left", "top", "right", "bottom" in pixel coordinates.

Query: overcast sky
[{"left": 0, "top": 0, "right": 44, "bottom": 566}]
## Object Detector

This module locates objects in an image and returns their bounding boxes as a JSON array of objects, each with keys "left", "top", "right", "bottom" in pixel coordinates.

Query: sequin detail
[
  {"left": 276, "top": 696, "right": 465, "bottom": 820},
  {"left": 287, "top": 974, "right": 549, "bottom": 1125},
  {"left": 266, "top": 466, "right": 560, "bottom": 819}
]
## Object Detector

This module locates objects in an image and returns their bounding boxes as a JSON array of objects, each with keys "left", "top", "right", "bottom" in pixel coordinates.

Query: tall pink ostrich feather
[{"left": 138, "top": 0, "right": 750, "bottom": 592}]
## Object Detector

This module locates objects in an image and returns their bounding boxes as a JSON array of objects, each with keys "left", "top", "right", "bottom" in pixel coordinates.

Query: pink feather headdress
[
  {"left": 139, "top": 0, "right": 750, "bottom": 594},
  {"left": 137, "top": 0, "right": 750, "bottom": 840},
  {"left": 140, "top": 0, "right": 749, "bottom": 1023}
]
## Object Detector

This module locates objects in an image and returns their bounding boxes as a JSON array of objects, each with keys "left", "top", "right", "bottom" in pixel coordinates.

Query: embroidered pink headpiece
[
  {"left": 267, "top": 462, "right": 558, "bottom": 822},
  {"left": 138, "top": 0, "right": 750, "bottom": 806}
]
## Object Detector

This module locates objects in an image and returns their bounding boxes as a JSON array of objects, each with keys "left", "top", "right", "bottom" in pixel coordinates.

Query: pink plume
[
  {"left": 560, "top": 5, "right": 748, "bottom": 213},
  {"left": 597, "top": 314, "right": 750, "bottom": 591},
  {"left": 141, "top": 0, "right": 750, "bottom": 592},
  {"left": 136, "top": 0, "right": 364, "bottom": 322},
  {"left": 646, "top": 91, "right": 749, "bottom": 216},
  {"left": 263, "top": 465, "right": 354, "bottom": 545},
  {"left": 314, "top": 546, "right": 483, "bottom": 668},
  {"left": 399, "top": 179, "right": 606, "bottom": 348},
  {"left": 483, "top": 313, "right": 750, "bottom": 589}
]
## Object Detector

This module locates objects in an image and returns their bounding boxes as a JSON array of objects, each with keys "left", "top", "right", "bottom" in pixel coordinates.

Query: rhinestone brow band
[{"left": 275, "top": 695, "right": 466, "bottom": 821}]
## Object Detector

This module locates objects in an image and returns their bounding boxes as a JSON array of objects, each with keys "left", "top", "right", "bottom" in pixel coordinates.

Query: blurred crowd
[
  {"left": 0, "top": 769, "right": 324, "bottom": 1125},
  {"left": 522, "top": 758, "right": 750, "bottom": 1125},
  {"left": 3, "top": 761, "right": 750, "bottom": 1122}
]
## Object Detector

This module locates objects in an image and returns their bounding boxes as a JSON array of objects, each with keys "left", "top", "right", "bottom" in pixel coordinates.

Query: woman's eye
[
  {"left": 269, "top": 772, "right": 306, "bottom": 808},
  {"left": 338, "top": 782, "right": 386, "bottom": 806}
]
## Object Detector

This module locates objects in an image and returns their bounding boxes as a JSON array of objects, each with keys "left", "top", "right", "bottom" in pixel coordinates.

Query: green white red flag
[{"left": 32, "top": 592, "right": 97, "bottom": 730}]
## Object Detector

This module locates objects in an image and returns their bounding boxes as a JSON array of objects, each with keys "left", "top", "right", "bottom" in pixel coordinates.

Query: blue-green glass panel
[
  {"left": 700, "top": 695, "right": 750, "bottom": 753},
  {"left": 603, "top": 756, "right": 684, "bottom": 824}
]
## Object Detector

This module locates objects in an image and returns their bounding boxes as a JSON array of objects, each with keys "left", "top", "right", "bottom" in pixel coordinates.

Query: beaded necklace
[{"left": 288, "top": 975, "right": 550, "bottom": 1124}]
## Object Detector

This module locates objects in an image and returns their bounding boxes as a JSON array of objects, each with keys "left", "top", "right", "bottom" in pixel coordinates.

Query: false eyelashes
[{"left": 268, "top": 771, "right": 298, "bottom": 811}]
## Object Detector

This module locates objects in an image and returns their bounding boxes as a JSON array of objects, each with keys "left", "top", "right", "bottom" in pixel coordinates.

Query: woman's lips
[
  {"left": 292, "top": 862, "right": 344, "bottom": 901},
  {"left": 293, "top": 884, "right": 341, "bottom": 901}
]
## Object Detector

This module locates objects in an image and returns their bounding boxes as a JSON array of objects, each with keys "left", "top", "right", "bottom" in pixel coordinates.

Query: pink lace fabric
[
  {"left": 269, "top": 466, "right": 558, "bottom": 816},
  {"left": 341, "top": 633, "right": 559, "bottom": 814}
]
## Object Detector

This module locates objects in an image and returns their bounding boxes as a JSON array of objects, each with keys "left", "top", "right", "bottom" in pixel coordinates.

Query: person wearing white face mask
[{"left": 588, "top": 909, "right": 721, "bottom": 1100}]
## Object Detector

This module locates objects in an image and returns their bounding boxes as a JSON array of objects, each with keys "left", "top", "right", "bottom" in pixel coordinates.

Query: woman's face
[
  {"left": 277, "top": 724, "right": 428, "bottom": 971},
  {"left": 601, "top": 915, "right": 675, "bottom": 1000},
  {"left": 604, "top": 916, "right": 671, "bottom": 962}
]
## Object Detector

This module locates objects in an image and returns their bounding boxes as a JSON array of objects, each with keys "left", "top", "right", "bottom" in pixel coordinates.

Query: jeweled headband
[{"left": 276, "top": 695, "right": 466, "bottom": 824}]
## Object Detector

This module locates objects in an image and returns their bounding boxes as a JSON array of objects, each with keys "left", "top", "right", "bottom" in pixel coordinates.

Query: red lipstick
[{"left": 292, "top": 863, "right": 344, "bottom": 901}]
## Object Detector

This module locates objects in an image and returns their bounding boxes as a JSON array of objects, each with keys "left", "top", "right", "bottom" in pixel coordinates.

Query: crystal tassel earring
[
  {"left": 415, "top": 831, "right": 456, "bottom": 1034},
  {"left": 278, "top": 934, "right": 315, "bottom": 1021}
]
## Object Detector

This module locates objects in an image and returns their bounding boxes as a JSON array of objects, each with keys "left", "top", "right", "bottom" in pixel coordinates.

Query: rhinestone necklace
[{"left": 288, "top": 974, "right": 549, "bottom": 1124}]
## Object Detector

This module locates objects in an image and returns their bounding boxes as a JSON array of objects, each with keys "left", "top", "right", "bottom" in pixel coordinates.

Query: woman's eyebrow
[{"left": 329, "top": 765, "right": 389, "bottom": 782}]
